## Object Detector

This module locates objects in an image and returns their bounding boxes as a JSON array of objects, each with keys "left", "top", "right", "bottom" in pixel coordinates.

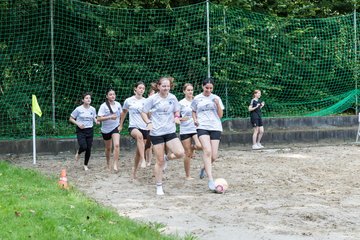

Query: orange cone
[{"left": 58, "top": 169, "right": 69, "bottom": 189}]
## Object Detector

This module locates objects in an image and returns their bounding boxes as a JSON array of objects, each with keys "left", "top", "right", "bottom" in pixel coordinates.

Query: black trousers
[{"left": 76, "top": 127, "right": 94, "bottom": 166}]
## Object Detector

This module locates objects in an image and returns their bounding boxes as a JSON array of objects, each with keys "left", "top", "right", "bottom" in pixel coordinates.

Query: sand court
[{"left": 9, "top": 143, "right": 360, "bottom": 240}]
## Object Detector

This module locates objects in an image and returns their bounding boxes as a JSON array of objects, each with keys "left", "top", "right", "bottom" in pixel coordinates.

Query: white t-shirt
[
  {"left": 142, "top": 93, "right": 180, "bottom": 136},
  {"left": 70, "top": 105, "right": 97, "bottom": 128},
  {"left": 179, "top": 98, "right": 197, "bottom": 135},
  {"left": 191, "top": 93, "right": 224, "bottom": 132},
  {"left": 98, "top": 101, "right": 122, "bottom": 134},
  {"left": 122, "top": 96, "right": 147, "bottom": 130}
]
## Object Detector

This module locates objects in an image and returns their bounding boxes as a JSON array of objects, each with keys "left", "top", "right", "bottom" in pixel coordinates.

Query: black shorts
[
  {"left": 251, "top": 118, "right": 263, "bottom": 127},
  {"left": 180, "top": 132, "right": 197, "bottom": 141},
  {"left": 129, "top": 127, "right": 150, "bottom": 139},
  {"left": 150, "top": 132, "right": 177, "bottom": 145},
  {"left": 101, "top": 127, "right": 119, "bottom": 141},
  {"left": 197, "top": 129, "right": 221, "bottom": 140}
]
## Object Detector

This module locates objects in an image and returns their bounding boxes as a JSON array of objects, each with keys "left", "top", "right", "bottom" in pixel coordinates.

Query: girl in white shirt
[
  {"left": 97, "top": 88, "right": 122, "bottom": 172},
  {"left": 191, "top": 78, "right": 224, "bottom": 191},
  {"left": 179, "top": 83, "right": 202, "bottom": 180},
  {"left": 69, "top": 92, "right": 98, "bottom": 171},
  {"left": 119, "top": 81, "right": 149, "bottom": 179},
  {"left": 141, "top": 77, "right": 185, "bottom": 195}
]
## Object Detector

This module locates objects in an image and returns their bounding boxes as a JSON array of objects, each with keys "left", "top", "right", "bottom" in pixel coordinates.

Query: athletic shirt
[
  {"left": 70, "top": 105, "right": 97, "bottom": 128},
  {"left": 98, "top": 101, "right": 122, "bottom": 134},
  {"left": 250, "top": 98, "right": 262, "bottom": 119},
  {"left": 179, "top": 98, "right": 197, "bottom": 135},
  {"left": 122, "top": 96, "right": 147, "bottom": 130},
  {"left": 191, "top": 93, "right": 224, "bottom": 132},
  {"left": 142, "top": 93, "right": 180, "bottom": 136}
]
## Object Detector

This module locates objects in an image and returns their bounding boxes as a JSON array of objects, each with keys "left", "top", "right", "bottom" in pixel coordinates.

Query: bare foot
[
  {"left": 113, "top": 164, "right": 119, "bottom": 173},
  {"left": 130, "top": 167, "right": 138, "bottom": 181},
  {"left": 185, "top": 176, "right": 194, "bottom": 180},
  {"left": 75, "top": 152, "right": 80, "bottom": 161}
]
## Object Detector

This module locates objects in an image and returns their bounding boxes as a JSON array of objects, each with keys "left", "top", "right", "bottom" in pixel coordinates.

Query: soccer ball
[{"left": 214, "top": 178, "right": 228, "bottom": 194}]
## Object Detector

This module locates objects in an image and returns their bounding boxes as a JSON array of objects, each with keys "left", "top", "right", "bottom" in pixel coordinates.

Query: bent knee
[
  {"left": 157, "top": 159, "right": 165, "bottom": 167},
  {"left": 194, "top": 144, "right": 202, "bottom": 150},
  {"left": 175, "top": 151, "right": 185, "bottom": 159},
  {"left": 134, "top": 135, "right": 144, "bottom": 141},
  {"left": 203, "top": 149, "right": 212, "bottom": 157}
]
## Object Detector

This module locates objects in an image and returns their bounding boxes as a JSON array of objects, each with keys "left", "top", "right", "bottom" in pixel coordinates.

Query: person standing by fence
[
  {"left": 69, "top": 92, "right": 98, "bottom": 171},
  {"left": 248, "top": 89, "right": 265, "bottom": 150},
  {"left": 97, "top": 88, "right": 122, "bottom": 172}
]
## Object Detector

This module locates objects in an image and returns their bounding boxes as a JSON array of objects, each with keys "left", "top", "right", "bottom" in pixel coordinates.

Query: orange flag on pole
[{"left": 32, "top": 95, "right": 42, "bottom": 117}]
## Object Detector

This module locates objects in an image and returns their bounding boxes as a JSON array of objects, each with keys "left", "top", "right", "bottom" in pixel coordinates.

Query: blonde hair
[
  {"left": 157, "top": 76, "right": 175, "bottom": 90},
  {"left": 183, "top": 83, "right": 193, "bottom": 91},
  {"left": 148, "top": 82, "right": 158, "bottom": 96}
]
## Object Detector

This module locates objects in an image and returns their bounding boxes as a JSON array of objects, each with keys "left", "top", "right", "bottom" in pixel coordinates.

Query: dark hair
[
  {"left": 78, "top": 92, "right": 92, "bottom": 105},
  {"left": 134, "top": 81, "right": 145, "bottom": 88},
  {"left": 105, "top": 88, "right": 115, "bottom": 114},
  {"left": 133, "top": 81, "right": 145, "bottom": 95},
  {"left": 82, "top": 92, "right": 92, "bottom": 99},
  {"left": 202, "top": 77, "right": 214, "bottom": 86}
]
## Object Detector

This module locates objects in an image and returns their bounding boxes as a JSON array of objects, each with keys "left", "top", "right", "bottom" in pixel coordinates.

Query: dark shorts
[
  {"left": 180, "top": 132, "right": 197, "bottom": 141},
  {"left": 150, "top": 132, "right": 178, "bottom": 145},
  {"left": 129, "top": 127, "right": 150, "bottom": 139},
  {"left": 251, "top": 117, "right": 263, "bottom": 127},
  {"left": 197, "top": 129, "right": 221, "bottom": 140},
  {"left": 101, "top": 127, "right": 119, "bottom": 141}
]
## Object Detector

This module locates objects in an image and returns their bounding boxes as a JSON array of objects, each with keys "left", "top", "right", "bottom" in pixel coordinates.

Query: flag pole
[
  {"left": 32, "top": 111, "right": 36, "bottom": 164},
  {"left": 31, "top": 94, "right": 42, "bottom": 165}
]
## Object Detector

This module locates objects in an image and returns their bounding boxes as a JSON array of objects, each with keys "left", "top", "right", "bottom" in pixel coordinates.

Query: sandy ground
[{"left": 6, "top": 142, "right": 360, "bottom": 240}]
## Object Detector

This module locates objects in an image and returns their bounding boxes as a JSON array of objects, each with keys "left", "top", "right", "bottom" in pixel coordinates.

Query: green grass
[{"left": 0, "top": 161, "right": 194, "bottom": 240}]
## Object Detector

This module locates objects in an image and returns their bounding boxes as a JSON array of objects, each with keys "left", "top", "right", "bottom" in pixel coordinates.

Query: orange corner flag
[{"left": 32, "top": 95, "right": 42, "bottom": 117}]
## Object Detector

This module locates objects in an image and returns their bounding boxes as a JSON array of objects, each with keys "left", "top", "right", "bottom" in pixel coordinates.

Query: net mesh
[{"left": 0, "top": 0, "right": 359, "bottom": 139}]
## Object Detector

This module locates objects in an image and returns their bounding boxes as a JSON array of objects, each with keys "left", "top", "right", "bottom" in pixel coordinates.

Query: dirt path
[{"left": 9, "top": 143, "right": 360, "bottom": 240}]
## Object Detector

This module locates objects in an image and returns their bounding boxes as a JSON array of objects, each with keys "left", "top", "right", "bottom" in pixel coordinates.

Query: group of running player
[{"left": 69, "top": 76, "right": 264, "bottom": 195}]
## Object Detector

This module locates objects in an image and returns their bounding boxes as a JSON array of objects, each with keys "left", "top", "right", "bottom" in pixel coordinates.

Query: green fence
[{"left": 0, "top": 0, "right": 359, "bottom": 139}]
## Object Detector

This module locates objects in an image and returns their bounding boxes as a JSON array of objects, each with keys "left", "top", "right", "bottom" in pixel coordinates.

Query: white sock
[{"left": 156, "top": 183, "right": 164, "bottom": 195}]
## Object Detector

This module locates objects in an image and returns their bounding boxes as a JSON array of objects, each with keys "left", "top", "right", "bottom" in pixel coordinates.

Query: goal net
[{"left": 0, "top": 0, "right": 358, "bottom": 138}]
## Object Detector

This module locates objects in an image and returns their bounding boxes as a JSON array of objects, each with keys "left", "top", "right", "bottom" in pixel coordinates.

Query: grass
[{"left": 0, "top": 161, "right": 195, "bottom": 240}]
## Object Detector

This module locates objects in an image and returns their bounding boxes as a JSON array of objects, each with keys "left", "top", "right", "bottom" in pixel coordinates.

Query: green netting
[{"left": 0, "top": 0, "right": 359, "bottom": 139}]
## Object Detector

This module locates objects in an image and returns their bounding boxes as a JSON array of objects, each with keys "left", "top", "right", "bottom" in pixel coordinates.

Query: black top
[{"left": 250, "top": 98, "right": 262, "bottom": 119}]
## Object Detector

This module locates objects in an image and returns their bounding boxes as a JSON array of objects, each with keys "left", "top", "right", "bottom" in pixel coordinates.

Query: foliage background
[{"left": 0, "top": 0, "right": 358, "bottom": 139}]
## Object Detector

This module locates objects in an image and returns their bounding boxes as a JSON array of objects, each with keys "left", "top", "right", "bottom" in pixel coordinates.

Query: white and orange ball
[{"left": 214, "top": 178, "right": 228, "bottom": 194}]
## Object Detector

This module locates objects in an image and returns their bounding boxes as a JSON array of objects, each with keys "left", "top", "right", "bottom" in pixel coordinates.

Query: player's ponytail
[{"left": 105, "top": 88, "right": 114, "bottom": 114}]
